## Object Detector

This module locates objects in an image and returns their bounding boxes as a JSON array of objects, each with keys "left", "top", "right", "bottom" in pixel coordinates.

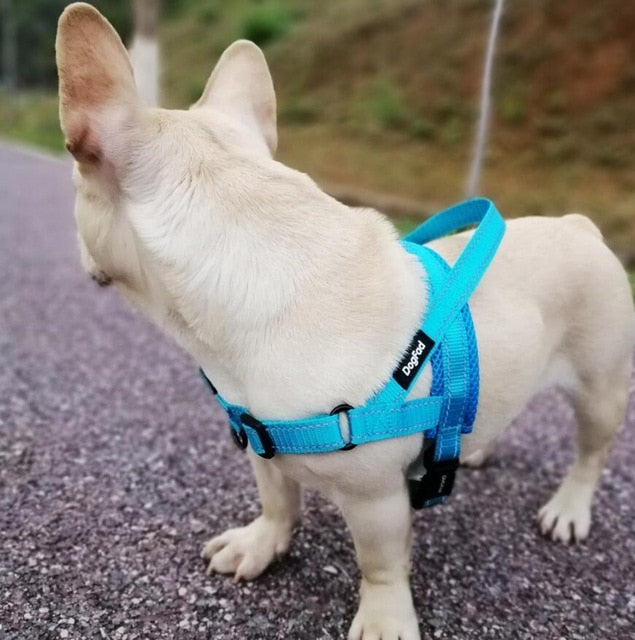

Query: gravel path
[{"left": 1, "top": 142, "right": 634, "bottom": 640}]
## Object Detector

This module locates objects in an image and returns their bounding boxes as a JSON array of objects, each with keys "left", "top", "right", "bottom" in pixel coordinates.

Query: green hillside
[
  {"left": 160, "top": 0, "right": 635, "bottom": 257},
  {"left": 2, "top": 0, "right": 634, "bottom": 260}
]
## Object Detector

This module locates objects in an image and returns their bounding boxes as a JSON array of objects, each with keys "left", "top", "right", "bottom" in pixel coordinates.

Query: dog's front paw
[
  {"left": 201, "top": 515, "right": 293, "bottom": 581},
  {"left": 537, "top": 480, "right": 592, "bottom": 543},
  {"left": 348, "top": 581, "right": 420, "bottom": 640}
]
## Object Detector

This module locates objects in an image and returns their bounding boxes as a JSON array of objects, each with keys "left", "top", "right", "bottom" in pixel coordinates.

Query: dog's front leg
[
  {"left": 341, "top": 487, "right": 420, "bottom": 640},
  {"left": 201, "top": 451, "right": 301, "bottom": 581}
]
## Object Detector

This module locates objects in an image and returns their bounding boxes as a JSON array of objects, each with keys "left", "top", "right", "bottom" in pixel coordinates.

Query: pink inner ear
[
  {"left": 57, "top": 4, "right": 138, "bottom": 164},
  {"left": 65, "top": 124, "right": 101, "bottom": 164}
]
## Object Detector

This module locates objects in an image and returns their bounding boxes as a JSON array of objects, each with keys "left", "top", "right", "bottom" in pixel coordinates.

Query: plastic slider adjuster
[
  {"left": 241, "top": 413, "right": 276, "bottom": 459},
  {"left": 330, "top": 404, "right": 356, "bottom": 451},
  {"left": 424, "top": 442, "right": 459, "bottom": 502}
]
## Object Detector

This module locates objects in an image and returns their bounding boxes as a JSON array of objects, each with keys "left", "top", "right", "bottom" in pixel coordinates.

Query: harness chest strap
[{"left": 200, "top": 198, "right": 506, "bottom": 505}]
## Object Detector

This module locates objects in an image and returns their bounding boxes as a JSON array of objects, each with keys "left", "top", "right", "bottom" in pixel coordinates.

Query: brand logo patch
[{"left": 393, "top": 330, "right": 435, "bottom": 389}]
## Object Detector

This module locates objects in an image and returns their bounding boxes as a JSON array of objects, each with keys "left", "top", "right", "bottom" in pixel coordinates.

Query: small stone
[
  {"left": 60, "top": 631, "right": 69, "bottom": 639},
  {"left": 190, "top": 519, "right": 206, "bottom": 533},
  {"left": 178, "top": 587, "right": 187, "bottom": 598}
]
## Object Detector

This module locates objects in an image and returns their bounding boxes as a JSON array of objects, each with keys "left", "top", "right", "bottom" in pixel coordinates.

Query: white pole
[
  {"left": 129, "top": 0, "right": 161, "bottom": 107},
  {"left": 466, "top": 0, "right": 505, "bottom": 197}
]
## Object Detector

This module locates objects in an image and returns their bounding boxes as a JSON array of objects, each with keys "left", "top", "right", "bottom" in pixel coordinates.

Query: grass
[
  {"left": 2, "top": 91, "right": 632, "bottom": 304},
  {"left": 4, "top": 0, "right": 634, "bottom": 277},
  {"left": 160, "top": 0, "right": 315, "bottom": 108},
  {"left": 239, "top": 2, "right": 297, "bottom": 46},
  {"left": 0, "top": 91, "right": 64, "bottom": 153},
  {"left": 4, "top": 85, "right": 631, "bottom": 261},
  {"left": 366, "top": 76, "right": 408, "bottom": 130}
]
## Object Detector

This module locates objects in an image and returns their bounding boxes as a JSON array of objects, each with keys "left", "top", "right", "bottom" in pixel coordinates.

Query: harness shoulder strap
[{"left": 370, "top": 197, "right": 504, "bottom": 407}]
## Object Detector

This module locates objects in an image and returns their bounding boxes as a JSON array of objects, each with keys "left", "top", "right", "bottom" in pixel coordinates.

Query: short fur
[{"left": 56, "top": 5, "right": 634, "bottom": 639}]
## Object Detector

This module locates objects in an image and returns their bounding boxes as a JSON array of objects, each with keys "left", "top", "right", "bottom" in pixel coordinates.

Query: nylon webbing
[{"left": 201, "top": 198, "right": 505, "bottom": 467}]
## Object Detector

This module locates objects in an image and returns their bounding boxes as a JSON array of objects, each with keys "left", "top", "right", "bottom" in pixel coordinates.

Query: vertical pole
[
  {"left": 1, "top": 0, "right": 18, "bottom": 93},
  {"left": 132, "top": 0, "right": 159, "bottom": 37},
  {"left": 466, "top": 0, "right": 505, "bottom": 197},
  {"left": 129, "top": 0, "right": 160, "bottom": 106}
]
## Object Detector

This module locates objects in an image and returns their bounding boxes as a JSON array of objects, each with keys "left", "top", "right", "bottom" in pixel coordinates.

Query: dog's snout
[{"left": 90, "top": 271, "right": 113, "bottom": 287}]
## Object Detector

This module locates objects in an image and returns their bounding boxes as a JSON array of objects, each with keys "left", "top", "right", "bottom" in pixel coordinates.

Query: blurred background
[{"left": 1, "top": 0, "right": 633, "bottom": 288}]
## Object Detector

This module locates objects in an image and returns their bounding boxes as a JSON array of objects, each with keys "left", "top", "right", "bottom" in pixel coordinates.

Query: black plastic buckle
[
  {"left": 241, "top": 413, "right": 276, "bottom": 459},
  {"left": 330, "top": 404, "right": 356, "bottom": 450},
  {"left": 408, "top": 442, "right": 459, "bottom": 509},
  {"left": 230, "top": 424, "right": 248, "bottom": 450}
]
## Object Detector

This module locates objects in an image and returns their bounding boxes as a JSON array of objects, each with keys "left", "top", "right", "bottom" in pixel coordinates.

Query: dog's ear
[
  {"left": 56, "top": 3, "right": 140, "bottom": 165},
  {"left": 193, "top": 40, "right": 277, "bottom": 156}
]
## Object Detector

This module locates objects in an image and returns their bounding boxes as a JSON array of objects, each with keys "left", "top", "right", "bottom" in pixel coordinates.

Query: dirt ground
[{"left": 1, "top": 144, "right": 634, "bottom": 639}]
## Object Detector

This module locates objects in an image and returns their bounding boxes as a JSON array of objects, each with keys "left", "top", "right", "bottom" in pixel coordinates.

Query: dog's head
[{"left": 56, "top": 3, "right": 278, "bottom": 303}]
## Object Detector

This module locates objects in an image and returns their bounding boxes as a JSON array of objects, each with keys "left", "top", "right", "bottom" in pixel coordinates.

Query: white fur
[{"left": 57, "top": 9, "right": 635, "bottom": 639}]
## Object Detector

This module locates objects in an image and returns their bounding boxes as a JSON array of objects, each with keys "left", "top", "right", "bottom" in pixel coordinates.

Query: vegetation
[
  {"left": 239, "top": 2, "right": 297, "bottom": 46},
  {"left": 1, "top": 0, "right": 633, "bottom": 271},
  {"left": 0, "top": 91, "right": 62, "bottom": 151},
  {"left": 2, "top": 1, "right": 132, "bottom": 89}
]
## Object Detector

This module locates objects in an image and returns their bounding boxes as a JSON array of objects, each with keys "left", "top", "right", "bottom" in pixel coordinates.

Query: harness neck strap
[{"left": 373, "top": 197, "right": 505, "bottom": 406}]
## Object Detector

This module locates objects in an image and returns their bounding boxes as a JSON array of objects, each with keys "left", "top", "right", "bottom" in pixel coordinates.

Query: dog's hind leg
[
  {"left": 201, "top": 452, "right": 301, "bottom": 581},
  {"left": 538, "top": 357, "right": 631, "bottom": 543},
  {"left": 538, "top": 243, "right": 634, "bottom": 544}
]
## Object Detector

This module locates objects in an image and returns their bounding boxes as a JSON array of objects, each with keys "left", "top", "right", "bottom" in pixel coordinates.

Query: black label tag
[{"left": 393, "top": 330, "right": 435, "bottom": 390}]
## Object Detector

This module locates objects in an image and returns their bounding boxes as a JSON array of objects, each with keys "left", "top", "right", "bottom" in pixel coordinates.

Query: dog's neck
[{"left": 123, "top": 158, "right": 427, "bottom": 420}]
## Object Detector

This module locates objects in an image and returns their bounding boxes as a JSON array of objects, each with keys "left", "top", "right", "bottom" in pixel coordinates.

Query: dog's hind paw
[
  {"left": 460, "top": 441, "right": 496, "bottom": 469},
  {"left": 537, "top": 481, "right": 592, "bottom": 544},
  {"left": 201, "top": 515, "right": 293, "bottom": 582},
  {"left": 460, "top": 448, "right": 491, "bottom": 468}
]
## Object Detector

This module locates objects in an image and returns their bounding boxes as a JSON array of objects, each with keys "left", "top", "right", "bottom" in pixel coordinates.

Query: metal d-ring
[{"left": 330, "top": 404, "right": 356, "bottom": 450}]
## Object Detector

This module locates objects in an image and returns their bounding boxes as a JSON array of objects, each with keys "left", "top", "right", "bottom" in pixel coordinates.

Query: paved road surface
[{"left": 1, "top": 143, "right": 634, "bottom": 639}]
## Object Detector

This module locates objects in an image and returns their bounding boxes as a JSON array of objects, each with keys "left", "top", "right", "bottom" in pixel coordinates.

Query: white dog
[{"left": 56, "top": 5, "right": 634, "bottom": 639}]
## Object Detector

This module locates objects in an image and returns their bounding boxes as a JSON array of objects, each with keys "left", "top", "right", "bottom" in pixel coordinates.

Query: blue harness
[{"left": 200, "top": 198, "right": 505, "bottom": 508}]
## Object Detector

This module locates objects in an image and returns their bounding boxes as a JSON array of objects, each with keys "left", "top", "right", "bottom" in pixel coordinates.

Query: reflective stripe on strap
[
  {"left": 370, "top": 198, "right": 504, "bottom": 407},
  {"left": 242, "top": 395, "right": 446, "bottom": 456}
]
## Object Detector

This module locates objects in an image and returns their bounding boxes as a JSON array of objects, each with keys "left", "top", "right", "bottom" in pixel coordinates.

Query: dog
[{"left": 56, "top": 4, "right": 634, "bottom": 639}]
